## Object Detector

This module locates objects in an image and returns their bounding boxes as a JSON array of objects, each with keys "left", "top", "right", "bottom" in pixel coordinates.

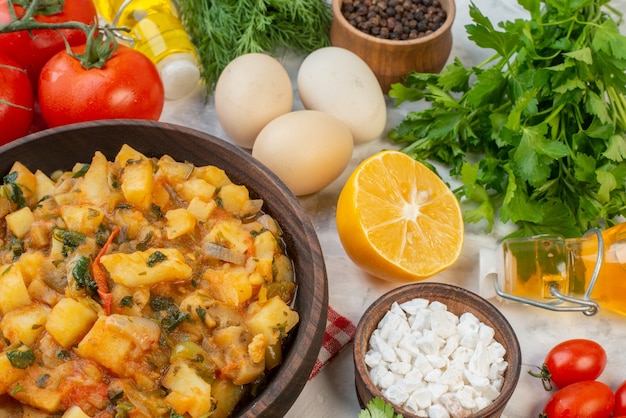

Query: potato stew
[{"left": 0, "top": 145, "right": 299, "bottom": 418}]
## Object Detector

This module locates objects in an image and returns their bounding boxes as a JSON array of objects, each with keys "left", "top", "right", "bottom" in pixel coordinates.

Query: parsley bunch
[
  {"left": 176, "top": 0, "right": 332, "bottom": 94},
  {"left": 389, "top": 0, "right": 626, "bottom": 238}
]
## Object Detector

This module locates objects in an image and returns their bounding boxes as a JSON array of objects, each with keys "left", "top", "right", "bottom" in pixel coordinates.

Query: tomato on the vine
[
  {"left": 542, "top": 380, "right": 614, "bottom": 418},
  {"left": 0, "top": 53, "right": 34, "bottom": 145},
  {"left": 614, "top": 380, "right": 626, "bottom": 417},
  {"left": 38, "top": 43, "right": 164, "bottom": 127},
  {"left": 0, "top": 0, "right": 97, "bottom": 85},
  {"left": 530, "top": 339, "right": 607, "bottom": 390}
]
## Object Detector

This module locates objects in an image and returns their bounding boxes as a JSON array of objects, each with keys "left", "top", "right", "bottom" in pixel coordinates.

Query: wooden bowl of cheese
[
  {"left": 354, "top": 282, "right": 521, "bottom": 417},
  {"left": 0, "top": 120, "right": 328, "bottom": 418}
]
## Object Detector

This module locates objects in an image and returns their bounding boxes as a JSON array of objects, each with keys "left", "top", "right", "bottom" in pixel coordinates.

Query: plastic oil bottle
[
  {"left": 95, "top": 0, "right": 201, "bottom": 100},
  {"left": 481, "top": 223, "right": 626, "bottom": 316}
]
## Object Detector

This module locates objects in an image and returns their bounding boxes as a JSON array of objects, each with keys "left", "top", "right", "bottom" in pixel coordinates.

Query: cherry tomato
[
  {"left": 0, "top": 0, "right": 97, "bottom": 85},
  {"left": 0, "top": 53, "right": 34, "bottom": 145},
  {"left": 38, "top": 44, "right": 164, "bottom": 127},
  {"left": 614, "top": 380, "right": 626, "bottom": 416},
  {"left": 531, "top": 339, "right": 607, "bottom": 390},
  {"left": 542, "top": 380, "right": 614, "bottom": 418}
]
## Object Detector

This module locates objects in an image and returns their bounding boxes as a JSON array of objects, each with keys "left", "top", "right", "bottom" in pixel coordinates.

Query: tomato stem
[
  {"left": 0, "top": 0, "right": 127, "bottom": 69},
  {"left": 528, "top": 364, "right": 554, "bottom": 391}
]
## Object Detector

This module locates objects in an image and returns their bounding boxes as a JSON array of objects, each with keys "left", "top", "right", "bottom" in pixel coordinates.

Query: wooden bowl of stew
[{"left": 0, "top": 120, "right": 328, "bottom": 417}]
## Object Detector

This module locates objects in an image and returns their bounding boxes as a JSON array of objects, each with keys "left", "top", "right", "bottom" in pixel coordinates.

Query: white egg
[
  {"left": 297, "top": 46, "right": 387, "bottom": 144},
  {"left": 252, "top": 110, "right": 354, "bottom": 196},
  {"left": 215, "top": 53, "right": 293, "bottom": 149}
]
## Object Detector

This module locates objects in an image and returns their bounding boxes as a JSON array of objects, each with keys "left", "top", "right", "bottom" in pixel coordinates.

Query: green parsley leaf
[{"left": 358, "top": 397, "right": 403, "bottom": 418}]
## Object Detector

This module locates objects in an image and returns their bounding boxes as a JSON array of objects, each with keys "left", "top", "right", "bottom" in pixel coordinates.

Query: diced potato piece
[
  {"left": 205, "top": 220, "right": 252, "bottom": 254},
  {"left": 16, "top": 252, "right": 45, "bottom": 286},
  {"left": 120, "top": 159, "right": 154, "bottom": 211},
  {"left": 246, "top": 296, "right": 299, "bottom": 345},
  {"left": 101, "top": 248, "right": 192, "bottom": 287},
  {"left": 0, "top": 303, "right": 50, "bottom": 346},
  {"left": 114, "top": 144, "right": 148, "bottom": 166},
  {"left": 204, "top": 265, "right": 252, "bottom": 306},
  {"left": 187, "top": 197, "right": 217, "bottom": 222},
  {"left": 254, "top": 230, "right": 279, "bottom": 259},
  {"left": 45, "top": 297, "right": 98, "bottom": 348},
  {"left": 194, "top": 165, "right": 231, "bottom": 188},
  {"left": 0, "top": 191, "right": 11, "bottom": 219},
  {"left": 177, "top": 178, "right": 216, "bottom": 202},
  {"left": 60, "top": 205, "right": 104, "bottom": 235},
  {"left": 0, "top": 264, "right": 31, "bottom": 316},
  {"left": 217, "top": 183, "right": 249, "bottom": 215},
  {"left": 210, "top": 379, "right": 246, "bottom": 418},
  {"left": 53, "top": 191, "right": 80, "bottom": 207},
  {"left": 7, "top": 161, "right": 37, "bottom": 207},
  {"left": 79, "top": 152, "right": 112, "bottom": 207},
  {"left": 61, "top": 406, "right": 91, "bottom": 418},
  {"left": 76, "top": 314, "right": 161, "bottom": 389},
  {"left": 34, "top": 170, "right": 55, "bottom": 201},
  {"left": 0, "top": 352, "right": 27, "bottom": 394},
  {"left": 157, "top": 159, "right": 194, "bottom": 184},
  {"left": 113, "top": 209, "right": 148, "bottom": 240},
  {"left": 163, "top": 361, "right": 213, "bottom": 418},
  {"left": 5, "top": 206, "right": 35, "bottom": 238},
  {"left": 165, "top": 208, "right": 196, "bottom": 239},
  {"left": 10, "top": 367, "right": 63, "bottom": 412},
  {"left": 211, "top": 326, "right": 264, "bottom": 385}
]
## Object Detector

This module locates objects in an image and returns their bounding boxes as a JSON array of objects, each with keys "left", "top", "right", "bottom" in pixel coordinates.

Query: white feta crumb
[{"left": 427, "top": 403, "right": 451, "bottom": 418}]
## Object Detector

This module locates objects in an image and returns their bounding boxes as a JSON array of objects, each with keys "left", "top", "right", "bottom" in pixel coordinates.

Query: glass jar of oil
[
  {"left": 496, "top": 223, "right": 626, "bottom": 316},
  {"left": 95, "top": 0, "right": 200, "bottom": 100}
]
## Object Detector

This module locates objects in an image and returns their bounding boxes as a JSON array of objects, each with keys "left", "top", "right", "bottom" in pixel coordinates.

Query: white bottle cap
[{"left": 157, "top": 52, "right": 201, "bottom": 101}]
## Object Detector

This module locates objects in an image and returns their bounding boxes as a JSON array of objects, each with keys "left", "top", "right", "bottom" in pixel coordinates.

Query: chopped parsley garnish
[
  {"left": 73, "top": 255, "right": 97, "bottom": 294},
  {"left": 7, "top": 347, "right": 35, "bottom": 369},
  {"left": 120, "top": 296, "right": 134, "bottom": 308},
  {"left": 72, "top": 163, "right": 90, "bottom": 178},
  {"left": 147, "top": 250, "right": 167, "bottom": 267},
  {"left": 53, "top": 228, "right": 86, "bottom": 256},
  {"left": 3, "top": 171, "right": 26, "bottom": 208}
]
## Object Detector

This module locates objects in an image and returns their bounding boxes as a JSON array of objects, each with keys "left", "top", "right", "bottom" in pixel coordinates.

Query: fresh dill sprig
[{"left": 177, "top": 0, "right": 332, "bottom": 95}]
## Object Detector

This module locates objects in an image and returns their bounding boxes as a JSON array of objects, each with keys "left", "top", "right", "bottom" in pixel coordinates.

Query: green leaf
[
  {"left": 564, "top": 47, "right": 593, "bottom": 65},
  {"left": 465, "top": 2, "right": 518, "bottom": 57},
  {"left": 437, "top": 58, "right": 471, "bottom": 92},
  {"left": 513, "top": 124, "right": 569, "bottom": 185},
  {"left": 585, "top": 90, "right": 611, "bottom": 125},
  {"left": 603, "top": 135, "right": 626, "bottom": 162},
  {"left": 592, "top": 19, "right": 626, "bottom": 60},
  {"left": 596, "top": 170, "right": 617, "bottom": 203},
  {"left": 465, "top": 67, "right": 507, "bottom": 108},
  {"left": 358, "top": 397, "right": 403, "bottom": 418}
]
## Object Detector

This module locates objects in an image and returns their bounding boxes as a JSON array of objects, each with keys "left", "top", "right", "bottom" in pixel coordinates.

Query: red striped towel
[{"left": 309, "top": 306, "right": 356, "bottom": 379}]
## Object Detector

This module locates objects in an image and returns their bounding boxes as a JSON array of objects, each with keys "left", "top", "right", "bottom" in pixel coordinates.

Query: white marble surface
[{"left": 161, "top": 0, "right": 626, "bottom": 416}]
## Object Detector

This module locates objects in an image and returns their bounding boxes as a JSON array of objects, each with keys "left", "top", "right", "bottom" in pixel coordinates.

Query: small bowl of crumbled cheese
[{"left": 354, "top": 282, "right": 521, "bottom": 418}]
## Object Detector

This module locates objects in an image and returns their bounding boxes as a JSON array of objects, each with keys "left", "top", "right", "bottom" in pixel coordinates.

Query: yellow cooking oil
[
  {"left": 501, "top": 223, "right": 626, "bottom": 315},
  {"left": 94, "top": 0, "right": 200, "bottom": 100}
]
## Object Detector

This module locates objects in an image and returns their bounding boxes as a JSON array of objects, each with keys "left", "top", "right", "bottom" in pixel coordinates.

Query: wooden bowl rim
[
  {"left": 353, "top": 281, "right": 521, "bottom": 417},
  {"left": 331, "top": 0, "right": 456, "bottom": 46},
  {"left": 2, "top": 119, "right": 329, "bottom": 418}
]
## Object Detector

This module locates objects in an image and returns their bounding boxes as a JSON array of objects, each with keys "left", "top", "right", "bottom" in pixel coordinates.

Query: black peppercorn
[{"left": 340, "top": 0, "right": 447, "bottom": 40}]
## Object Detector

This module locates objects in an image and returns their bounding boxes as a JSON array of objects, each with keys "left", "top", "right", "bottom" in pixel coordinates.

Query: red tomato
[
  {"left": 0, "top": 0, "right": 97, "bottom": 85},
  {"left": 614, "top": 380, "right": 626, "bottom": 416},
  {"left": 38, "top": 44, "right": 164, "bottom": 127},
  {"left": 0, "top": 53, "right": 34, "bottom": 144},
  {"left": 542, "top": 380, "right": 614, "bottom": 418},
  {"left": 532, "top": 339, "right": 607, "bottom": 390}
]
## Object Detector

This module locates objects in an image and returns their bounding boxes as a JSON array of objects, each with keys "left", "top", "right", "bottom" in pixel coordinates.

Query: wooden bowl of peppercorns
[{"left": 330, "top": 0, "right": 455, "bottom": 93}]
